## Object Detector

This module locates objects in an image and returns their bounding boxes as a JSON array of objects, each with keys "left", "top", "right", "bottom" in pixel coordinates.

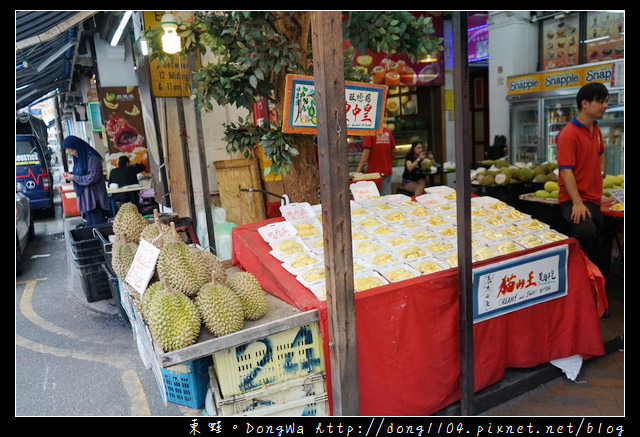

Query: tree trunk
[{"left": 273, "top": 12, "right": 320, "bottom": 205}]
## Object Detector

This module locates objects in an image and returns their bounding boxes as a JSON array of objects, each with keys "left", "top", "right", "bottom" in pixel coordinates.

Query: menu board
[
  {"left": 541, "top": 14, "right": 580, "bottom": 70},
  {"left": 585, "top": 11, "right": 624, "bottom": 64}
]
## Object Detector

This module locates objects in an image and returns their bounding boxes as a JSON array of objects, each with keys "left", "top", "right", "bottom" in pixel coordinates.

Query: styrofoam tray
[
  {"left": 353, "top": 270, "right": 389, "bottom": 292},
  {"left": 281, "top": 252, "right": 324, "bottom": 276},
  {"left": 280, "top": 202, "right": 316, "bottom": 222},
  {"left": 360, "top": 251, "right": 404, "bottom": 269},
  {"left": 377, "top": 264, "right": 421, "bottom": 282},
  {"left": 258, "top": 221, "right": 298, "bottom": 243},
  {"left": 408, "top": 257, "right": 449, "bottom": 275},
  {"left": 268, "top": 236, "right": 310, "bottom": 261},
  {"left": 292, "top": 218, "right": 323, "bottom": 238}
]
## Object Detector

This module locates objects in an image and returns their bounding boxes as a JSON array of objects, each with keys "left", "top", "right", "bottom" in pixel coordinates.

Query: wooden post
[
  {"left": 310, "top": 11, "right": 360, "bottom": 416},
  {"left": 452, "top": 11, "right": 475, "bottom": 416}
]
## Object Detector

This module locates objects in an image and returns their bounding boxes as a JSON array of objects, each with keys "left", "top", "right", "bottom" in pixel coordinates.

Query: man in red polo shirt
[
  {"left": 557, "top": 82, "right": 608, "bottom": 263},
  {"left": 356, "top": 127, "right": 396, "bottom": 195}
]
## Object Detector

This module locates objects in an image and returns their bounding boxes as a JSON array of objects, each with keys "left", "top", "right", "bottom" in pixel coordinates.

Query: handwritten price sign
[{"left": 125, "top": 240, "right": 161, "bottom": 295}]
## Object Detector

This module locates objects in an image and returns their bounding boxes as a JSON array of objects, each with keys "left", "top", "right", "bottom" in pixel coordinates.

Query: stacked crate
[{"left": 208, "top": 322, "right": 328, "bottom": 416}]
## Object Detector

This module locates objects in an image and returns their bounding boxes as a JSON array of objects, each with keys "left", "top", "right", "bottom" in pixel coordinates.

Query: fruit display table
[{"left": 231, "top": 216, "right": 606, "bottom": 416}]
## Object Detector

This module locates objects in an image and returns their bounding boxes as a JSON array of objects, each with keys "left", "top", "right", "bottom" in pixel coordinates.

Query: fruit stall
[
  {"left": 229, "top": 184, "right": 607, "bottom": 416},
  {"left": 103, "top": 206, "right": 329, "bottom": 416}
]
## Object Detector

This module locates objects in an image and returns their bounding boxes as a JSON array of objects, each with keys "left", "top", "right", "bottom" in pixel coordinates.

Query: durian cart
[
  {"left": 110, "top": 205, "right": 328, "bottom": 415},
  {"left": 122, "top": 277, "right": 327, "bottom": 416}
]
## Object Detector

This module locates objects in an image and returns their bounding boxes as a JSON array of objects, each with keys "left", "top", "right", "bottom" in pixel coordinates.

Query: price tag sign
[{"left": 125, "top": 240, "right": 161, "bottom": 295}]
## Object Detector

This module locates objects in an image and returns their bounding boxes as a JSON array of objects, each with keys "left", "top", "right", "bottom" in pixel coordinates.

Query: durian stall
[
  {"left": 230, "top": 184, "right": 608, "bottom": 416},
  {"left": 109, "top": 206, "right": 328, "bottom": 416}
]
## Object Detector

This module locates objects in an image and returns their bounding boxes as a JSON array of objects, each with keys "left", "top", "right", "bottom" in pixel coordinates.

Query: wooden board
[
  {"left": 519, "top": 192, "right": 559, "bottom": 205},
  {"left": 215, "top": 158, "right": 267, "bottom": 225}
]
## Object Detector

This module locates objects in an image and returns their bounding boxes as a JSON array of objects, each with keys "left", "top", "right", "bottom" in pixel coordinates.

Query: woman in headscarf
[{"left": 62, "top": 136, "right": 111, "bottom": 226}]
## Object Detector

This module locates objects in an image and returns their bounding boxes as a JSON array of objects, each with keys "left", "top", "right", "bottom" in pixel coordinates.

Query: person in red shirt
[
  {"left": 557, "top": 82, "right": 608, "bottom": 262},
  {"left": 356, "top": 127, "right": 396, "bottom": 195}
]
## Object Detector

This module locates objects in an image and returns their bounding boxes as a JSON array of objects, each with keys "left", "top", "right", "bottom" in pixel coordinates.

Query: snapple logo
[
  {"left": 510, "top": 78, "right": 539, "bottom": 92},
  {"left": 585, "top": 67, "right": 612, "bottom": 83},
  {"left": 545, "top": 72, "right": 580, "bottom": 87}
]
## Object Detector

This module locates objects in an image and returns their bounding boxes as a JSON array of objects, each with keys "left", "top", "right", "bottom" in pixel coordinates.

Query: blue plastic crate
[{"left": 161, "top": 356, "right": 212, "bottom": 409}]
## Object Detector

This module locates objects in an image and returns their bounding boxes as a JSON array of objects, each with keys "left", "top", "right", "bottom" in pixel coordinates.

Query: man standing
[
  {"left": 557, "top": 82, "right": 608, "bottom": 265},
  {"left": 356, "top": 126, "right": 396, "bottom": 195}
]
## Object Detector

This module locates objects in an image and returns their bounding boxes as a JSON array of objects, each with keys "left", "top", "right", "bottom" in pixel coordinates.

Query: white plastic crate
[
  {"left": 211, "top": 323, "right": 325, "bottom": 398},
  {"left": 210, "top": 368, "right": 328, "bottom": 416}
]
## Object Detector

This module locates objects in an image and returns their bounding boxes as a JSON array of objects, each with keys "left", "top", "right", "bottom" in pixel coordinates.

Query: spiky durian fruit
[
  {"left": 225, "top": 271, "right": 267, "bottom": 320},
  {"left": 111, "top": 238, "right": 138, "bottom": 279},
  {"left": 195, "top": 272, "right": 244, "bottom": 337},
  {"left": 139, "top": 210, "right": 182, "bottom": 248},
  {"left": 144, "top": 281, "right": 201, "bottom": 352},
  {"left": 139, "top": 281, "right": 165, "bottom": 322},
  {"left": 113, "top": 203, "right": 148, "bottom": 243},
  {"left": 199, "top": 250, "right": 227, "bottom": 285},
  {"left": 156, "top": 235, "right": 212, "bottom": 297}
]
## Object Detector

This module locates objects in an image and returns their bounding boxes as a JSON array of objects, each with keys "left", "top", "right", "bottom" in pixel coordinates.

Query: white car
[{"left": 16, "top": 182, "right": 34, "bottom": 275}]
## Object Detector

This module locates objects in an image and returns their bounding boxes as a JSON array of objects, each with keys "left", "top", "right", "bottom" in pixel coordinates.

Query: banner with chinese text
[
  {"left": 473, "top": 244, "right": 569, "bottom": 323},
  {"left": 97, "top": 86, "right": 149, "bottom": 176},
  {"left": 282, "top": 74, "right": 387, "bottom": 136}
]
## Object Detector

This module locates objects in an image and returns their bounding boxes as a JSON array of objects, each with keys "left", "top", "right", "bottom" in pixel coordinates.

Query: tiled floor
[{"left": 480, "top": 272, "right": 624, "bottom": 417}]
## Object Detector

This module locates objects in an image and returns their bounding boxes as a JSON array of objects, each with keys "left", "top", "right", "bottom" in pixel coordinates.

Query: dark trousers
[
  {"left": 84, "top": 207, "right": 110, "bottom": 226},
  {"left": 559, "top": 200, "right": 605, "bottom": 266}
]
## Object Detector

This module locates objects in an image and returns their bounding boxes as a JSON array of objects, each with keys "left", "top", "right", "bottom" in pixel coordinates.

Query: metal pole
[
  {"left": 452, "top": 11, "right": 475, "bottom": 416},
  {"left": 188, "top": 53, "right": 216, "bottom": 253}
]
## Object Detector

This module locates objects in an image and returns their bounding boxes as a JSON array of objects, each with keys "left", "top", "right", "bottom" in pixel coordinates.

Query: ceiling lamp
[{"left": 161, "top": 12, "right": 181, "bottom": 54}]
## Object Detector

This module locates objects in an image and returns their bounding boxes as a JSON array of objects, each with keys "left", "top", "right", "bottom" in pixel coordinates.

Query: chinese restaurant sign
[
  {"left": 472, "top": 244, "right": 568, "bottom": 323},
  {"left": 282, "top": 74, "right": 388, "bottom": 136}
]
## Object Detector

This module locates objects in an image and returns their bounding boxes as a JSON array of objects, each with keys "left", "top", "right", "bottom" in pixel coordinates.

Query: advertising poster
[
  {"left": 541, "top": 14, "right": 580, "bottom": 70},
  {"left": 585, "top": 11, "right": 624, "bottom": 63},
  {"left": 97, "top": 86, "right": 149, "bottom": 177}
]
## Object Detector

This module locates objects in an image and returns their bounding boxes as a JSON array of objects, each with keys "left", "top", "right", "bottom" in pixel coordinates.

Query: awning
[{"left": 15, "top": 11, "right": 97, "bottom": 110}]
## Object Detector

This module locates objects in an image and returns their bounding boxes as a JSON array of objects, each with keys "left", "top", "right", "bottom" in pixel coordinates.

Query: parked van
[{"left": 16, "top": 134, "right": 55, "bottom": 217}]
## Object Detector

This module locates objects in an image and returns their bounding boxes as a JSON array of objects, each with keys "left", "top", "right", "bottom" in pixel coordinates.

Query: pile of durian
[{"left": 111, "top": 204, "right": 267, "bottom": 352}]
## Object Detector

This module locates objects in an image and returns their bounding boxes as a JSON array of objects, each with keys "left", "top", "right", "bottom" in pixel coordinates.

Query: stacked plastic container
[{"left": 67, "top": 223, "right": 112, "bottom": 302}]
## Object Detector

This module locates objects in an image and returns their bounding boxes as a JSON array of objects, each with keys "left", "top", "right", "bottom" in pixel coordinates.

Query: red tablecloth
[{"left": 232, "top": 217, "right": 606, "bottom": 416}]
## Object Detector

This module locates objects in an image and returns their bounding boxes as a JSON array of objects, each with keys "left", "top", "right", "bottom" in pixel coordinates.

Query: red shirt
[
  {"left": 362, "top": 127, "right": 396, "bottom": 176},
  {"left": 557, "top": 118, "right": 604, "bottom": 205}
]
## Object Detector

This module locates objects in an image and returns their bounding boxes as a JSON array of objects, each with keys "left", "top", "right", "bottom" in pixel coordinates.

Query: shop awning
[{"left": 15, "top": 11, "right": 97, "bottom": 110}]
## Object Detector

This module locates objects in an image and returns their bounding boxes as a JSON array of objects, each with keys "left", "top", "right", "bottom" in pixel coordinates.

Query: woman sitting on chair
[{"left": 402, "top": 141, "right": 428, "bottom": 196}]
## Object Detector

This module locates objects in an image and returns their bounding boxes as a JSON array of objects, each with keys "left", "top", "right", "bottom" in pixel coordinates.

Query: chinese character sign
[
  {"left": 282, "top": 74, "right": 387, "bottom": 136},
  {"left": 472, "top": 244, "right": 568, "bottom": 323}
]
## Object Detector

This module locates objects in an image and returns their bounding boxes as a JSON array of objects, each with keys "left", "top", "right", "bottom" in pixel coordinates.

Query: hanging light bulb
[{"left": 161, "top": 12, "right": 181, "bottom": 54}]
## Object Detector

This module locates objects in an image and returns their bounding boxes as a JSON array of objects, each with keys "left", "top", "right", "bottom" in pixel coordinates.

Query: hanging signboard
[
  {"left": 282, "top": 74, "right": 388, "bottom": 136},
  {"left": 143, "top": 11, "right": 198, "bottom": 97},
  {"left": 507, "top": 60, "right": 624, "bottom": 96},
  {"left": 473, "top": 244, "right": 569, "bottom": 323}
]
